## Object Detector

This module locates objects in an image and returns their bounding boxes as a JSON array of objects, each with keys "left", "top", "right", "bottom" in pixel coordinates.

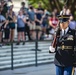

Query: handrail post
[
  {"left": 35, "top": 29, "right": 38, "bottom": 66},
  {"left": 11, "top": 42, "right": 14, "bottom": 70}
]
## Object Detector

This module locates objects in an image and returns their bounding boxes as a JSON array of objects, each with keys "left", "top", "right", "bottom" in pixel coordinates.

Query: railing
[{"left": 0, "top": 30, "right": 54, "bottom": 70}]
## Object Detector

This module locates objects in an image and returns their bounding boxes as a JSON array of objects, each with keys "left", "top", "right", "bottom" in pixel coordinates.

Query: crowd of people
[{"left": 0, "top": 0, "right": 76, "bottom": 46}]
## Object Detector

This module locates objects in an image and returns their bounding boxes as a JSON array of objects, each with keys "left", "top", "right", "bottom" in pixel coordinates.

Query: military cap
[{"left": 57, "top": 15, "right": 70, "bottom": 23}]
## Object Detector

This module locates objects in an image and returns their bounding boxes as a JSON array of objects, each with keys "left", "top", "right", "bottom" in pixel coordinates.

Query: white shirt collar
[{"left": 62, "top": 27, "right": 69, "bottom": 35}]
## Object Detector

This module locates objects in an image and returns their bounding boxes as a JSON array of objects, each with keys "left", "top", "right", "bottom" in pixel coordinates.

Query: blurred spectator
[
  {"left": 3, "top": 21, "right": 10, "bottom": 44},
  {"left": 66, "top": 8, "right": 74, "bottom": 21},
  {"left": 20, "top": 1, "right": 28, "bottom": 15},
  {"left": 20, "top": 3, "right": 32, "bottom": 41},
  {"left": 60, "top": 5, "right": 67, "bottom": 15},
  {"left": 35, "top": 9, "right": 43, "bottom": 40},
  {"left": 28, "top": 6, "right": 36, "bottom": 40},
  {"left": 7, "top": 4, "right": 16, "bottom": 42},
  {"left": 41, "top": 10, "right": 48, "bottom": 37},
  {"left": 48, "top": 12, "right": 59, "bottom": 37},
  {"left": 65, "top": 8, "right": 76, "bottom": 30},
  {"left": 69, "top": 21, "right": 76, "bottom": 30},
  {"left": 66, "top": 8, "right": 71, "bottom": 15},
  {"left": 0, "top": 6, "right": 8, "bottom": 46},
  {"left": 1, "top": 0, "right": 8, "bottom": 18},
  {"left": 44, "top": 9, "right": 50, "bottom": 15},
  {"left": 69, "top": 16, "right": 76, "bottom": 30},
  {"left": 17, "top": 10, "right": 26, "bottom": 45},
  {"left": 20, "top": 2, "right": 33, "bottom": 40},
  {"left": 53, "top": 8, "right": 59, "bottom": 16}
]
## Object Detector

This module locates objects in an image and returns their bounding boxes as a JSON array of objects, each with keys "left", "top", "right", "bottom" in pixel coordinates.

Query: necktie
[{"left": 64, "top": 30, "right": 65, "bottom": 35}]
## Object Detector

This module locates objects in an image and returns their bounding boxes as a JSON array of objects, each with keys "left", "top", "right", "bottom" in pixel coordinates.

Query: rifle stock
[{"left": 52, "top": 36, "right": 56, "bottom": 48}]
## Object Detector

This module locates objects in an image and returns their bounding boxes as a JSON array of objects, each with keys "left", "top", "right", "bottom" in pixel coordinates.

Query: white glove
[{"left": 49, "top": 46, "right": 55, "bottom": 53}]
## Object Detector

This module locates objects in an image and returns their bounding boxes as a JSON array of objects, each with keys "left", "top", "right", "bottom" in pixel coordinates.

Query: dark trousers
[
  {"left": 46, "top": 26, "right": 52, "bottom": 34},
  {"left": 25, "top": 24, "right": 31, "bottom": 40},
  {"left": 4, "top": 28, "right": 10, "bottom": 39},
  {"left": 55, "top": 65, "right": 72, "bottom": 75}
]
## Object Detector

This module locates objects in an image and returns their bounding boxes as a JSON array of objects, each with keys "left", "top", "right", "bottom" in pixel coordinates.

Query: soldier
[{"left": 52, "top": 14, "right": 76, "bottom": 75}]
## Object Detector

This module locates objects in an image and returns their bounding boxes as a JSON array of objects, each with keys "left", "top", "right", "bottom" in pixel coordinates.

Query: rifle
[
  {"left": 52, "top": 36, "right": 56, "bottom": 48},
  {"left": 52, "top": 26, "right": 61, "bottom": 48}
]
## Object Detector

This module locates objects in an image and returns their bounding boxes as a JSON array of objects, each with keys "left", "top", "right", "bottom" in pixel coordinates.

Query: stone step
[
  {"left": 0, "top": 45, "right": 49, "bottom": 51},
  {"left": 0, "top": 53, "right": 54, "bottom": 61},
  {"left": 0, "top": 51, "right": 50, "bottom": 57},
  {"left": 0, "top": 52, "right": 54, "bottom": 61},
  {"left": 0, "top": 42, "right": 50, "bottom": 49},
  {"left": 0, "top": 56, "right": 54, "bottom": 65},
  {"left": 0, "top": 41, "right": 52, "bottom": 70},
  {"left": 0, "top": 57, "right": 54, "bottom": 67},
  {"left": 0, "top": 59, "right": 54, "bottom": 69},
  {"left": 0, "top": 46, "right": 51, "bottom": 52}
]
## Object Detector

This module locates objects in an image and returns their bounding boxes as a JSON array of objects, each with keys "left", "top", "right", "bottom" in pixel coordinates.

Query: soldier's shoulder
[
  {"left": 69, "top": 27, "right": 75, "bottom": 34},
  {"left": 69, "top": 27, "right": 75, "bottom": 32}
]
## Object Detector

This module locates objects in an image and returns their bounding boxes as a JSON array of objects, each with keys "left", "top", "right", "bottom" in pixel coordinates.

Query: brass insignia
[
  {"left": 67, "top": 35, "right": 73, "bottom": 40},
  {"left": 67, "top": 38, "right": 73, "bottom": 40},
  {"left": 62, "top": 45, "right": 64, "bottom": 50}
]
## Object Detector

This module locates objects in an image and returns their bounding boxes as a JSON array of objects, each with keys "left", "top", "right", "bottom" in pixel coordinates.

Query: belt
[{"left": 57, "top": 45, "right": 72, "bottom": 50}]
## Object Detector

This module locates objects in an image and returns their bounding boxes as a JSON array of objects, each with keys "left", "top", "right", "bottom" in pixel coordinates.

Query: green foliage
[
  {"left": 29, "top": 0, "right": 50, "bottom": 9},
  {"left": 28, "top": 0, "right": 63, "bottom": 12},
  {"left": 29, "top": 0, "right": 76, "bottom": 20}
]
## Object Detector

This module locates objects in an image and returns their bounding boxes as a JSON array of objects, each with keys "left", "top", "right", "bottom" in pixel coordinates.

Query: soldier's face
[{"left": 60, "top": 21, "right": 69, "bottom": 29}]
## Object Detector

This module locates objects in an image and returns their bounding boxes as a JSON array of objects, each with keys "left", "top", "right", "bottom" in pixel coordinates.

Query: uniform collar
[
  {"left": 62, "top": 27, "right": 69, "bottom": 33},
  {"left": 61, "top": 27, "right": 69, "bottom": 36}
]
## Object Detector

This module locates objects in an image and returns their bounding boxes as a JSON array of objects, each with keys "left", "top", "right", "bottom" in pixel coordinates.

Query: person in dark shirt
[
  {"left": 0, "top": 6, "right": 9, "bottom": 46},
  {"left": 35, "top": 9, "right": 43, "bottom": 40},
  {"left": 20, "top": 1, "right": 28, "bottom": 14},
  {"left": 7, "top": 4, "right": 16, "bottom": 42},
  {"left": 1, "top": 0, "right": 8, "bottom": 18}
]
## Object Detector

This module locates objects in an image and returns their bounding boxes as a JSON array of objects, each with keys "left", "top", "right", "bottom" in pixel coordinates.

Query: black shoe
[
  {"left": 22, "top": 42, "right": 25, "bottom": 45},
  {"left": 16, "top": 42, "right": 20, "bottom": 45},
  {"left": 29, "top": 38, "right": 32, "bottom": 41}
]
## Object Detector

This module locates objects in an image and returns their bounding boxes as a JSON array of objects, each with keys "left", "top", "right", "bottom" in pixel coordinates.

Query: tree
[{"left": 29, "top": 0, "right": 76, "bottom": 19}]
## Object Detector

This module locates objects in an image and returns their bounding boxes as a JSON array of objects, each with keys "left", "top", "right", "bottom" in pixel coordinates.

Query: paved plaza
[{"left": 0, "top": 64, "right": 56, "bottom": 75}]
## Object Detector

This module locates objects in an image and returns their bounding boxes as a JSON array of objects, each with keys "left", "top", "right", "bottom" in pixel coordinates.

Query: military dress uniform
[
  {"left": 72, "top": 28, "right": 76, "bottom": 75},
  {"left": 54, "top": 15, "right": 76, "bottom": 75}
]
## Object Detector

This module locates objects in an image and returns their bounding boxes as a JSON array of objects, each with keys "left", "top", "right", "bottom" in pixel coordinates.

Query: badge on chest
[{"left": 67, "top": 35, "right": 73, "bottom": 40}]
